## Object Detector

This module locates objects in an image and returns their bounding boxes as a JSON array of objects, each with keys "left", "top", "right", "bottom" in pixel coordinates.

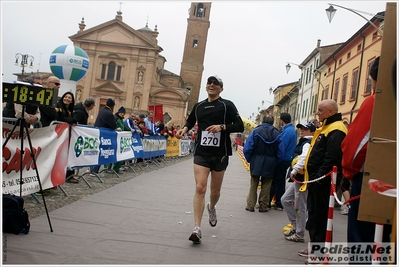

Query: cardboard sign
[{"left": 361, "top": 3, "right": 396, "bottom": 224}]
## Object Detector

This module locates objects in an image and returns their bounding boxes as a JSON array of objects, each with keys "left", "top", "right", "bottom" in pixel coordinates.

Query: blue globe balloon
[{"left": 49, "top": 45, "right": 90, "bottom": 81}]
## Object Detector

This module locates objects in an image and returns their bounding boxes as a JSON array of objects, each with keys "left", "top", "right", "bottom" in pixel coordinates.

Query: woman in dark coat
[
  {"left": 55, "top": 91, "right": 78, "bottom": 183},
  {"left": 56, "top": 92, "right": 77, "bottom": 125}
]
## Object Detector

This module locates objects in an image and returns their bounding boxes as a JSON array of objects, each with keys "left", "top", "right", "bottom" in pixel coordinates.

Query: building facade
[
  {"left": 269, "top": 12, "right": 384, "bottom": 128},
  {"left": 319, "top": 12, "right": 384, "bottom": 125},
  {"left": 66, "top": 3, "right": 210, "bottom": 126},
  {"left": 271, "top": 81, "right": 299, "bottom": 130},
  {"left": 296, "top": 40, "right": 343, "bottom": 124}
]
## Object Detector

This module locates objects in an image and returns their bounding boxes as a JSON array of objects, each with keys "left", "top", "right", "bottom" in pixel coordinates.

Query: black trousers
[
  {"left": 269, "top": 160, "right": 290, "bottom": 208},
  {"left": 307, "top": 178, "right": 330, "bottom": 243}
]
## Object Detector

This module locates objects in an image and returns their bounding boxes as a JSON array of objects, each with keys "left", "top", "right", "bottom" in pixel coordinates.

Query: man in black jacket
[
  {"left": 298, "top": 99, "right": 347, "bottom": 260},
  {"left": 90, "top": 98, "right": 117, "bottom": 174},
  {"left": 94, "top": 98, "right": 117, "bottom": 129},
  {"left": 73, "top": 97, "right": 95, "bottom": 125},
  {"left": 39, "top": 76, "right": 61, "bottom": 127}
]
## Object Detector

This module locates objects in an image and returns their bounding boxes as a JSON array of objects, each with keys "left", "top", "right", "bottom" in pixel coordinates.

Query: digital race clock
[{"left": 2, "top": 82, "right": 58, "bottom": 107}]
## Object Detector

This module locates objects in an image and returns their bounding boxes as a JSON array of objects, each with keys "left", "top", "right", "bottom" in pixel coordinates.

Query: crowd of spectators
[{"left": 2, "top": 75, "right": 195, "bottom": 185}]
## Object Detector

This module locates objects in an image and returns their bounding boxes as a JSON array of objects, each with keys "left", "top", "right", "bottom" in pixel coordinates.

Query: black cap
[
  {"left": 106, "top": 98, "right": 115, "bottom": 107},
  {"left": 296, "top": 121, "right": 316, "bottom": 132}
]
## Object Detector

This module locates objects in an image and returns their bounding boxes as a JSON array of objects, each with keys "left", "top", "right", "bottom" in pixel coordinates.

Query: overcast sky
[{"left": 1, "top": 1, "right": 388, "bottom": 119}]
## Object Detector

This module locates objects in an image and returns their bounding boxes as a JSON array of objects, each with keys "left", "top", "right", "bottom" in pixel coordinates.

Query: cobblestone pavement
[{"left": 23, "top": 155, "right": 192, "bottom": 220}]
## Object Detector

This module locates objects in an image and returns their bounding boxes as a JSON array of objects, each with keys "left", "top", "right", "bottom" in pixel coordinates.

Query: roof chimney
[{"left": 317, "top": 39, "right": 321, "bottom": 48}]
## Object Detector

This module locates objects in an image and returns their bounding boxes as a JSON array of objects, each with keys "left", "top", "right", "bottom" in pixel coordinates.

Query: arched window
[
  {"left": 101, "top": 61, "right": 122, "bottom": 81},
  {"left": 107, "top": 62, "right": 116, "bottom": 80},
  {"left": 101, "top": 64, "right": 106, "bottom": 79},
  {"left": 196, "top": 3, "right": 204, "bottom": 17}
]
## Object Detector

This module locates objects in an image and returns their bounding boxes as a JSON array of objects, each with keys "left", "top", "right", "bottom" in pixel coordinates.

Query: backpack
[{"left": 2, "top": 194, "right": 30, "bottom": 235}]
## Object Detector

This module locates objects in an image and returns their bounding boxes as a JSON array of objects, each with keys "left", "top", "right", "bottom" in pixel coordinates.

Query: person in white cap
[{"left": 176, "top": 75, "right": 244, "bottom": 244}]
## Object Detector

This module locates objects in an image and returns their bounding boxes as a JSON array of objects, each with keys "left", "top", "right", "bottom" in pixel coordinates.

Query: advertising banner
[
  {"left": 3, "top": 123, "right": 178, "bottom": 196},
  {"left": 141, "top": 135, "right": 167, "bottom": 159},
  {"left": 97, "top": 128, "right": 118, "bottom": 166},
  {"left": 2, "top": 122, "right": 70, "bottom": 196},
  {"left": 131, "top": 132, "right": 144, "bottom": 159},
  {"left": 116, "top": 131, "right": 135, "bottom": 161},
  {"left": 68, "top": 125, "right": 100, "bottom": 167},
  {"left": 179, "top": 139, "right": 191, "bottom": 156},
  {"left": 68, "top": 126, "right": 147, "bottom": 168},
  {"left": 166, "top": 136, "right": 180, "bottom": 157}
]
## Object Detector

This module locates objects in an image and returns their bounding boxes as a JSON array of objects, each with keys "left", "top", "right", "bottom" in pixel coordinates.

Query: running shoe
[
  {"left": 189, "top": 226, "right": 202, "bottom": 244},
  {"left": 298, "top": 248, "right": 314, "bottom": 257},
  {"left": 285, "top": 233, "right": 305, "bottom": 242},
  {"left": 207, "top": 202, "right": 217, "bottom": 227},
  {"left": 283, "top": 227, "right": 296, "bottom": 236}
]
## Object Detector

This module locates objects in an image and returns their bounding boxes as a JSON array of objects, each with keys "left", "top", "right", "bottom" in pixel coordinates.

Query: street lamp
[
  {"left": 325, "top": 3, "right": 384, "bottom": 36},
  {"left": 286, "top": 62, "right": 322, "bottom": 76},
  {"left": 286, "top": 62, "right": 304, "bottom": 74},
  {"left": 262, "top": 100, "right": 274, "bottom": 106},
  {"left": 15, "top": 53, "right": 34, "bottom": 77}
]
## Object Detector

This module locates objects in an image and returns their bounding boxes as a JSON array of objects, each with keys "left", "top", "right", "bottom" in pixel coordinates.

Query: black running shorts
[{"left": 194, "top": 155, "right": 229, "bottom": 172}]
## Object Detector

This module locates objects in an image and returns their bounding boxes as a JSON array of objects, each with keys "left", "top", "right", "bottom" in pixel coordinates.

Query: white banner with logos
[
  {"left": 67, "top": 125, "right": 140, "bottom": 168},
  {"left": 179, "top": 139, "right": 191, "bottom": 156}
]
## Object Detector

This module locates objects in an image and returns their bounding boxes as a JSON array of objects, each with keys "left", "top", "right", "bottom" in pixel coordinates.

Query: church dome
[{"left": 138, "top": 23, "right": 154, "bottom": 32}]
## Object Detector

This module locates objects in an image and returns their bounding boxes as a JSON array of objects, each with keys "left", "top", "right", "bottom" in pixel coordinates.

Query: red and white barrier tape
[{"left": 368, "top": 179, "right": 396, "bottom": 198}]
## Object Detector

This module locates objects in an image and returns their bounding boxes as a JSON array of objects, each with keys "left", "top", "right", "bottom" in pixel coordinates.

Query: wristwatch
[{"left": 220, "top": 124, "right": 225, "bottom": 131}]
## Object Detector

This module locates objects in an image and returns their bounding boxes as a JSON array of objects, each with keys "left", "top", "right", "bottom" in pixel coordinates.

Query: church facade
[{"left": 69, "top": 2, "right": 211, "bottom": 126}]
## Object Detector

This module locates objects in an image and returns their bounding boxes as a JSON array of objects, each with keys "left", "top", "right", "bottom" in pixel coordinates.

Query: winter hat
[
  {"left": 106, "top": 98, "right": 115, "bottom": 107},
  {"left": 118, "top": 106, "right": 126, "bottom": 114}
]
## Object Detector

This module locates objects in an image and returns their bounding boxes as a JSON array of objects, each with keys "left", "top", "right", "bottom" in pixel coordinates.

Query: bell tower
[{"left": 180, "top": 2, "right": 211, "bottom": 113}]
